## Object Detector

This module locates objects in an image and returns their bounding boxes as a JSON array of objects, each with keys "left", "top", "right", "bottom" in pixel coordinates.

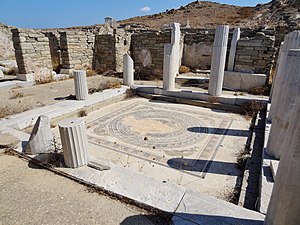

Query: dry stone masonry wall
[
  {"left": 8, "top": 25, "right": 278, "bottom": 81},
  {"left": 59, "top": 30, "right": 95, "bottom": 71},
  {"left": 183, "top": 30, "right": 215, "bottom": 70},
  {"left": 12, "top": 28, "right": 52, "bottom": 74},
  {"left": 0, "top": 24, "right": 15, "bottom": 61},
  {"left": 93, "top": 29, "right": 131, "bottom": 73},
  {"left": 234, "top": 32, "right": 276, "bottom": 76},
  {"left": 131, "top": 31, "right": 171, "bottom": 79}
]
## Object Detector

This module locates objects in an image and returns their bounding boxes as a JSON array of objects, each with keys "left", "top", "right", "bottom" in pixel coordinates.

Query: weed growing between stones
[
  {"left": 78, "top": 110, "right": 87, "bottom": 117},
  {"left": 241, "top": 100, "right": 265, "bottom": 119}
]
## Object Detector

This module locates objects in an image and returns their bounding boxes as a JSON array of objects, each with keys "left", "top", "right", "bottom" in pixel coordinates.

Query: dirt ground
[
  {"left": 0, "top": 75, "right": 164, "bottom": 119},
  {"left": 0, "top": 154, "right": 168, "bottom": 225}
]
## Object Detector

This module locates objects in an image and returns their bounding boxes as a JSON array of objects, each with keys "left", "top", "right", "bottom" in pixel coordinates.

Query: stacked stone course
[
  {"left": 131, "top": 31, "right": 171, "bottom": 79},
  {"left": 12, "top": 28, "right": 52, "bottom": 74},
  {"left": 234, "top": 32, "right": 276, "bottom": 76},
  {"left": 59, "top": 30, "right": 95, "bottom": 70},
  {"left": 93, "top": 29, "right": 131, "bottom": 73}
]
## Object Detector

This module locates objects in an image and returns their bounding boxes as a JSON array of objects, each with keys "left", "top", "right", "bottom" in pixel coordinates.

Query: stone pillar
[
  {"left": 123, "top": 53, "right": 134, "bottom": 86},
  {"left": 163, "top": 44, "right": 177, "bottom": 91},
  {"left": 163, "top": 23, "right": 181, "bottom": 91},
  {"left": 267, "top": 49, "right": 300, "bottom": 159},
  {"left": 227, "top": 27, "right": 240, "bottom": 71},
  {"left": 208, "top": 25, "right": 229, "bottom": 96},
  {"left": 73, "top": 70, "right": 88, "bottom": 100},
  {"left": 269, "top": 31, "right": 300, "bottom": 121},
  {"left": 171, "top": 23, "right": 181, "bottom": 73},
  {"left": 265, "top": 97, "right": 300, "bottom": 225},
  {"left": 59, "top": 118, "right": 90, "bottom": 168}
]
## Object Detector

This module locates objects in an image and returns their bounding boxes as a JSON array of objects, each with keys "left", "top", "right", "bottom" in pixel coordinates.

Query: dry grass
[
  {"left": 104, "top": 80, "right": 122, "bottom": 89},
  {"left": 86, "top": 69, "right": 97, "bottom": 77},
  {"left": 125, "top": 88, "right": 137, "bottom": 99},
  {"left": 4, "top": 67, "right": 18, "bottom": 75},
  {"left": 248, "top": 85, "right": 271, "bottom": 96},
  {"left": 78, "top": 110, "right": 87, "bottom": 117},
  {"left": 179, "top": 66, "right": 190, "bottom": 74},
  {"left": 88, "top": 79, "right": 122, "bottom": 94},
  {"left": 9, "top": 92, "right": 24, "bottom": 99},
  {"left": 0, "top": 100, "right": 32, "bottom": 119},
  {"left": 241, "top": 100, "right": 265, "bottom": 119}
]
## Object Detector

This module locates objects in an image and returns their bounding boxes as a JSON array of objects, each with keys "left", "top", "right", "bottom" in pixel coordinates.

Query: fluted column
[
  {"left": 73, "top": 70, "right": 88, "bottom": 100},
  {"left": 269, "top": 31, "right": 300, "bottom": 121},
  {"left": 227, "top": 27, "right": 240, "bottom": 71},
  {"left": 59, "top": 118, "right": 90, "bottom": 168},
  {"left": 123, "top": 53, "right": 134, "bottom": 86},
  {"left": 267, "top": 49, "right": 300, "bottom": 159},
  {"left": 265, "top": 97, "right": 300, "bottom": 225},
  {"left": 208, "top": 25, "right": 229, "bottom": 96}
]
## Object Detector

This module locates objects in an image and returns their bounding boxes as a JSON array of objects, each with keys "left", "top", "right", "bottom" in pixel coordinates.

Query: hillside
[{"left": 119, "top": 0, "right": 300, "bottom": 30}]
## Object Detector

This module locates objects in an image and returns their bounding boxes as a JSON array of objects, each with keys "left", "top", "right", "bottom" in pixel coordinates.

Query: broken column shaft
[
  {"left": 123, "top": 53, "right": 134, "bottom": 86},
  {"left": 73, "top": 70, "right": 88, "bottom": 100},
  {"left": 59, "top": 118, "right": 90, "bottom": 168}
]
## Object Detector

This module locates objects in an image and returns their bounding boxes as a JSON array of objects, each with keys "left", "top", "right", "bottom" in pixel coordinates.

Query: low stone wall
[
  {"left": 223, "top": 71, "right": 266, "bottom": 91},
  {"left": 234, "top": 32, "right": 276, "bottom": 77},
  {"left": 11, "top": 28, "right": 52, "bottom": 75},
  {"left": 131, "top": 31, "right": 171, "bottom": 79}
]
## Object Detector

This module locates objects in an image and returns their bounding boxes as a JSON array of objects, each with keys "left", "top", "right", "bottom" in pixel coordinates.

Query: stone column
[
  {"left": 208, "top": 25, "right": 229, "bottom": 96},
  {"left": 73, "top": 70, "right": 88, "bottom": 100},
  {"left": 227, "top": 27, "right": 240, "bottom": 71},
  {"left": 163, "top": 23, "right": 181, "bottom": 91},
  {"left": 171, "top": 23, "right": 181, "bottom": 74},
  {"left": 163, "top": 44, "right": 177, "bottom": 91},
  {"left": 267, "top": 49, "right": 300, "bottom": 159},
  {"left": 123, "top": 53, "right": 134, "bottom": 86},
  {"left": 59, "top": 118, "right": 90, "bottom": 168},
  {"left": 269, "top": 31, "right": 300, "bottom": 121},
  {"left": 265, "top": 97, "right": 300, "bottom": 225}
]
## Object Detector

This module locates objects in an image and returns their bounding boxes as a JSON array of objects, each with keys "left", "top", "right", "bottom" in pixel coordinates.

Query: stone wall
[
  {"left": 11, "top": 28, "right": 52, "bottom": 75},
  {"left": 234, "top": 32, "right": 276, "bottom": 76},
  {"left": 93, "top": 29, "right": 131, "bottom": 73},
  {"left": 131, "top": 31, "right": 171, "bottom": 79},
  {"left": 59, "top": 30, "right": 95, "bottom": 70},
  {"left": 0, "top": 24, "right": 15, "bottom": 61},
  {"left": 182, "top": 30, "right": 215, "bottom": 70}
]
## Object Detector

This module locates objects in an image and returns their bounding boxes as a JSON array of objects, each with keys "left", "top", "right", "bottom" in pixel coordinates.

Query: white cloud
[{"left": 140, "top": 6, "right": 151, "bottom": 13}]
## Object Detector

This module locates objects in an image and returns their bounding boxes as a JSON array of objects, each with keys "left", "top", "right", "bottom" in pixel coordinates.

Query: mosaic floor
[{"left": 86, "top": 101, "right": 234, "bottom": 179}]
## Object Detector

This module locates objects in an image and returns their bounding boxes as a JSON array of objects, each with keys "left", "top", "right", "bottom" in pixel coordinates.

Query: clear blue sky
[{"left": 0, "top": 0, "right": 270, "bottom": 29}]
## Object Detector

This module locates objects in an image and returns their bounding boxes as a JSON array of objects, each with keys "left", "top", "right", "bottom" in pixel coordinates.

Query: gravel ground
[{"left": 0, "top": 154, "right": 168, "bottom": 225}]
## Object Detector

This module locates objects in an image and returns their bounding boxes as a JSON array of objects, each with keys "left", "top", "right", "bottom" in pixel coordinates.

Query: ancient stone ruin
[{"left": 0, "top": 15, "right": 299, "bottom": 225}]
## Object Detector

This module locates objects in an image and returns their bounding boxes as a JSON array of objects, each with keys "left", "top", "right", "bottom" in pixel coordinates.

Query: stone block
[
  {"left": 223, "top": 71, "right": 266, "bottom": 91},
  {"left": 238, "top": 39, "right": 263, "bottom": 47},
  {"left": 25, "top": 115, "right": 54, "bottom": 155},
  {"left": 17, "top": 73, "right": 35, "bottom": 82}
]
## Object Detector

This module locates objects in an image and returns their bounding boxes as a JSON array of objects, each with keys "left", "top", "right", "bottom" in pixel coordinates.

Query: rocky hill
[{"left": 119, "top": 0, "right": 300, "bottom": 30}]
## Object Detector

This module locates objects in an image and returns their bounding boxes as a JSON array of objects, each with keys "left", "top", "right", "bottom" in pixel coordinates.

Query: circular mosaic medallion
[{"left": 104, "top": 110, "right": 208, "bottom": 149}]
